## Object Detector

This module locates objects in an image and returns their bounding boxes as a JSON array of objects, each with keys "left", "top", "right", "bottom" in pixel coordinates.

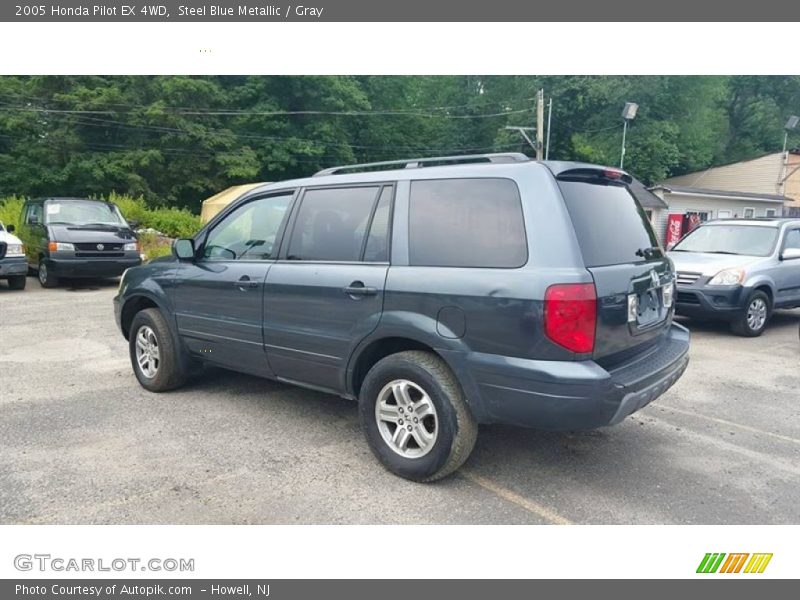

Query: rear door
[
  {"left": 263, "top": 184, "right": 393, "bottom": 392},
  {"left": 555, "top": 169, "right": 674, "bottom": 363}
]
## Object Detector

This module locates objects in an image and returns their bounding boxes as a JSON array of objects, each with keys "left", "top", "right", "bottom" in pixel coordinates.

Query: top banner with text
[{"left": 3, "top": 0, "right": 799, "bottom": 22}]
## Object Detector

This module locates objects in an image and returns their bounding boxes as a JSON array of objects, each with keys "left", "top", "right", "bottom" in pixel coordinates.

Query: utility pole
[
  {"left": 505, "top": 89, "right": 546, "bottom": 159},
  {"left": 536, "top": 89, "right": 545, "bottom": 160}
]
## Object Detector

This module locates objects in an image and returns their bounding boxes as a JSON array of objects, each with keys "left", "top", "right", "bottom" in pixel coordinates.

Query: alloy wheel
[
  {"left": 746, "top": 297, "right": 767, "bottom": 332},
  {"left": 135, "top": 325, "right": 161, "bottom": 378},
  {"left": 375, "top": 379, "right": 438, "bottom": 459}
]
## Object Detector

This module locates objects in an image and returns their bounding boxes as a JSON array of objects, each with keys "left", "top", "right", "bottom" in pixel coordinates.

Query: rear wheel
[
  {"left": 8, "top": 275, "right": 26, "bottom": 290},
  {"left": 731, "top": 290, "right": 770, "bottom": 337},
  {"left": 38, "top": 260, "right": 58, "bottom": 288},
  {"left": 359, "top": 350, "right": 477, "bottom": 482},
  {"left": 129, "top": 308, "right": 188, "bottom": 392}
]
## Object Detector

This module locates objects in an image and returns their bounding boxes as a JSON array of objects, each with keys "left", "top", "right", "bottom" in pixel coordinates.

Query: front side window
[
  {"left": 672, "top": 225, "right": 778, "bottom": 257},
  {"left": 784, "top": 229, "right": 800, "bottom": 251},
  {"left": 287, "top": 186, "right": 381, "bottom": 262},
  {"left": 203, "top": 193, "right": 293, "bottom": 261},
  {"left": 26, "top": 204, "right": 43, "bottom": 224},
  {"left": 408, "top": 178, "right": 527, "bottom": 268}
]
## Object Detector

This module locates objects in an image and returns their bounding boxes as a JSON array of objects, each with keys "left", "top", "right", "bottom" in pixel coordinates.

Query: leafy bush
[
  {"left": 144, "top": 207, "right": 202, "bottom": 239},
  {"left": 0, "top": 196, "right": 25, "bottom": 229},
  {"left": 107, "top": 192, "right": 150, "bottom": 226},
  {"left": 138, "top": 231, "right": 174, "bottom": 261}
]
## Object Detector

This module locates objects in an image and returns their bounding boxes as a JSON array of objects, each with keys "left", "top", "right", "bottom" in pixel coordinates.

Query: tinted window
[
  {"left": 288, "top": 187, "right": 380, "bottom": 261},
  {"left": 783, "top": 228, "right": 800, "bottom": 250},
  {"left": 203, "top": 194, "right": 292, "bottom": 261},
  {"left": 409, "top": 178, "right": 527, "bottom": 268},
  {"left": 558, "top": 181, "right": 660, "bottom": 267},
  {"left": 363, "top": 187, "right": 393, "bottom": 262},
  {"left": 672, "top": 224, "right": 778, "bottom": 257}
]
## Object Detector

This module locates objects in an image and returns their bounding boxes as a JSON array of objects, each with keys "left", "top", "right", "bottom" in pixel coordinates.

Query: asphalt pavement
[{"left": 1, "top": 276, "right": 798, "bottom": 524}]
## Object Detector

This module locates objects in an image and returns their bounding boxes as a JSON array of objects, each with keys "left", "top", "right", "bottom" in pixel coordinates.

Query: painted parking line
[
  {"left": 461, "top": 470, "right": 573, "bottom": 525},
  {"left": 644, "top": 415, "right": 800, "bottom": 476},
  {"left": 655, "top": 405, "right": 800, "bottom": 447}
]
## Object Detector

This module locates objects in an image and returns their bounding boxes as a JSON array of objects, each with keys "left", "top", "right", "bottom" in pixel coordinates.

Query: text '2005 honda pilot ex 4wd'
[{"left": 114, "top": 154, "right": 690, "bottom": 481}]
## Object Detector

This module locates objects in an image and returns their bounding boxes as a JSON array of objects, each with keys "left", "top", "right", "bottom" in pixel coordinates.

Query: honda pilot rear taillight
[{"left": 544, "top": 283, "right": 597, "bottom": 354}]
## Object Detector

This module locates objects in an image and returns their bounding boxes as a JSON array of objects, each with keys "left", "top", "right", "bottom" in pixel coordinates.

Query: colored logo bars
[{"left": 696, "top": 553, "right": 773, "bottom": 574}]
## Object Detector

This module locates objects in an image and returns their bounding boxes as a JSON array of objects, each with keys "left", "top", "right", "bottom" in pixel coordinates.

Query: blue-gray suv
[
  {"left": 669, "top": 218, "right": 800, "bottom": 336},
  {"left": 114, "top": 154, "right": 690, "bottom": 481}
]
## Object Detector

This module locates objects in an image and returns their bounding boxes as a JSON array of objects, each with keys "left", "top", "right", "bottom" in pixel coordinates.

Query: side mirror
[
  {"left": 29, "top": 215, "right": 40, "bottom": 225},
  {"left": 127, "top": 219, "right": 140, "bottom": 230},
  {"left": 780, "top": 247, "right": 800, "bottom": 261},
  {"left": 173, "top": 238, "right": 196, "bottom": 261},
  {"left": 6, "top": 224, "right": 15, "bottom": 233}
]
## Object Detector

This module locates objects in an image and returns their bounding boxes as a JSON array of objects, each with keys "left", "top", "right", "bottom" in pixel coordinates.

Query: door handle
[
  {"left": 344, "top": 281, "right": 378, "bottom": 297},
  {"left": 235, "top": 275, "right": 260, "bottom": 290}
]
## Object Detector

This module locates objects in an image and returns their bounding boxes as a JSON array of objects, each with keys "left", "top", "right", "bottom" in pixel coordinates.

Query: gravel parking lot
[{"left": 1, "top": 276, "right": 798, "bottom": 525}]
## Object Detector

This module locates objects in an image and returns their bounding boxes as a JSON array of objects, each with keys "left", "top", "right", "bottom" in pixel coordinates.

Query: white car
[{"left": 0, "top": 221, "right": 27, "bottom": 290}]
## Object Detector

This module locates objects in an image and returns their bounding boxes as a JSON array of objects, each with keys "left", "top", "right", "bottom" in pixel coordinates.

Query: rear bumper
[
  {"left": 45, "top": 256, "right": 141, "bottom": 278},
  {"left": 447, "top": 323, "right": 690, "bottom": 430},
  {"left": 675, "top": 284, "right": 745, "bottom": 320},
  {"left": 0, "top": 256, "right": 27, "bottom": 277}
]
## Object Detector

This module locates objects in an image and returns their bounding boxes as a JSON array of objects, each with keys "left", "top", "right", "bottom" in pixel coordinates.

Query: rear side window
[
  {"left": 287, "top": 186, "right": 380, "bottom": 262},
  {"left": 558, "top": 180, "right": 660, "bottom": 267},
  {"left": 409, "top": 178, "right": 527, "bottom": 268}
]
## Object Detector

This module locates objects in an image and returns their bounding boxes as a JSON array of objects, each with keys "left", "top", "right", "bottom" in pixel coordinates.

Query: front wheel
[
  {"left": 359, "top": 350, "right": 477, "bottom": 482},
  {"left": 7, "top": 275, "right": 26, "bottom": 290},
  {"left": 38, "top": 260, "right": 58, "bottom": 288},
  {"left": 129, "top": 308, "right": 188, "bottom": 392},
  {"left": 731, "top": 290, "right": 771, "bottom": 337}
]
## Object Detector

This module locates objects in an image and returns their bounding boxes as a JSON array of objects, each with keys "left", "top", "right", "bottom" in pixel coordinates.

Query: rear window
[
  {"left": 558, "top": 180, "right": 660, "bottom": 267},
  {"left": 409, "top": 178, "right": 527, "bottom": 268}
]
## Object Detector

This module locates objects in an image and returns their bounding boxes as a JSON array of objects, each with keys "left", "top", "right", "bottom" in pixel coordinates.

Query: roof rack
[{"left": 313, "top": 152, "right": 530, "bottom": 177}]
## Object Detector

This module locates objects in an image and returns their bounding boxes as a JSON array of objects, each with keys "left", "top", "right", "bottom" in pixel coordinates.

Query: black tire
[
  {"left": 8, "top": 275, "right": 26, "bottom": 290},
  {"left": 730, "top": 290, "right": 771, "bottom": 337},
  {"left": 359, "top": 350, "right": 478, "bottom": 482},
  {"left": 38, "top": 259, "right": 59, "bottom": 288},
  {"left": 129, "top": 308, "right": 188, "bottom": 392}
]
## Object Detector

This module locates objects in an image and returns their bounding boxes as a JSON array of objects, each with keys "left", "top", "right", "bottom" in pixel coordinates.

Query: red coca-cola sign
[{"left": 666, "top": 213, "right": 684, "bottom": 248}]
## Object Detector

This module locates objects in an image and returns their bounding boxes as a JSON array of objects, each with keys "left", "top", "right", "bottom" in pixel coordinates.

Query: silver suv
[{"left": 669, "top": 218, "right": 800, "bottom": 336}]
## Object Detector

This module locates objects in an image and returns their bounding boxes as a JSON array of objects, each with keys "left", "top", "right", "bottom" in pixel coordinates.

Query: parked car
[
  {"left": 114, "top": 154, "right": 690, "bottom": 481},
  {"left": 17, "top": 197, "right": 142, "bottom": 288},
  {"left": 669, "top": 218, "right": 800, "bottom": 336},
  {"left": 0, "top": 221, "right": 27, "bottom": 290}
]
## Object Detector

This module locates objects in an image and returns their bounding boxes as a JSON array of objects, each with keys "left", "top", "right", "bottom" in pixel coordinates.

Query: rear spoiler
[{"left": 551, "top": 166, "right": 633, "bottom": 185}]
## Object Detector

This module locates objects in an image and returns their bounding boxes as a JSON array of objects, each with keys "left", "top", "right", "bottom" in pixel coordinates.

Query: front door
[
  {"left": 172, "top": 192, "right": 294, "bottom": 376},
  {"left": 264, "top": 185, "right": 393, "bottom": 392}
]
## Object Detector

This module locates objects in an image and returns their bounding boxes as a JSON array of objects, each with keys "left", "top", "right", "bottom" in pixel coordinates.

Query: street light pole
[
  {"left": 620, "top": 119, "right": 629, "bottom": 169},
  {"left": 784, "top": 116, "right": 799, "bottom": 153}
]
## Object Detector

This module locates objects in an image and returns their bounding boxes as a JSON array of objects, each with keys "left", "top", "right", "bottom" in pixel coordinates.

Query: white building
[{"left": 647, "top": 151, "right": 796, "bottom": 245}]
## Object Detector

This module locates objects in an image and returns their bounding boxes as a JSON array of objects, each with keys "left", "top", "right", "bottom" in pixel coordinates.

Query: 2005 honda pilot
[{"left": 114, "top": 154, "right": 690, "bottom": 481}]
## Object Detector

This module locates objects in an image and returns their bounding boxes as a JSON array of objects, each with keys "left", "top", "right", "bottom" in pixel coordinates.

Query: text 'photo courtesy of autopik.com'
[{"left": 0, "top": 0, "right": 799, "bottom": 594}]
